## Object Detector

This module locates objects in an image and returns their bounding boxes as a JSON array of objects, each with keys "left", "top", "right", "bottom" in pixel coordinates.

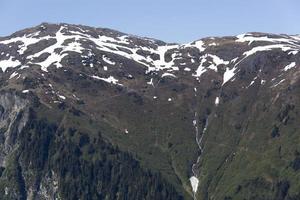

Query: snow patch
[
  {"left": 209, "top": 42, "right": 217, "bottom": 46},
  {"left": 283, "top": 62, "right": 296, "bottom": 71},
  {"left": 0, "top": 57, "right": 21, "bottom": 72},
  {"left": 26, "top": 27, "right": 85, "bottom": 71},
  {"left": 185, "top": 40, "right": 205, "bottom": 52},
  {"left": 288, "top": 51, "right": 298, "bottom": 55},
  {"left": 247, "top": 76, "right": 258, "bottom": 88},
  {"left": 9, "top": 71, "right": 18, "bottom": 79},
  {"left": 102, "top": 55, "right": 116, "bottom": 65},
  {"left": 236, "top": 33, "right": 300, "bottom": 45},
  {"left": 0, "top": 34, "right": 46, "bottom": 55},
  {"left": 215, "top": 97, "right": 220, "bottom": 106},
  {"left": 189, "top": 176, "right": 199, "bottom": 193},
  {"left": 193, "top": 55, "right": 207, "bottom": 77},
  {"left": 91, "top": 75, "right": 122, "bottom": 85},
  {"left": 162, "top": 72, "right": 176, "bottom": 78},
  {"left": 147, "top": 78, "right": 154, "bottom": 87},
  {"left": 194, "top": 54, "right": 229, "bottom": 78},
  {"left": 58, "top": 95, "right": 66, "bottom": 100},
  {"left": 223, "top": 67, "right": 237, "bottom": 85},
  {"left": 272, "top": 79, "right": 285, "bottom": 88}
]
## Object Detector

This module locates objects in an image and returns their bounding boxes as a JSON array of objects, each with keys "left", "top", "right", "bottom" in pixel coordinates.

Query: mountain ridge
[{"left": 3, "top": 22, "right": 300, "bottom": 45}]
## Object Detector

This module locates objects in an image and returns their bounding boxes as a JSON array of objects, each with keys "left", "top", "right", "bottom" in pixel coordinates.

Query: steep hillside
[{"left": 0, "top": 23, "right": 299, "bottom": 200}]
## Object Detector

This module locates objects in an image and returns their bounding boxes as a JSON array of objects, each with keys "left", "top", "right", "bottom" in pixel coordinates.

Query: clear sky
[{"left": 1, "top": 0, "right": 300, "bottom": 43}]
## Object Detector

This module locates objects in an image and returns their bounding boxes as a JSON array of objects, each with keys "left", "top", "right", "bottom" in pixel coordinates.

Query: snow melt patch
[
  {"left": 283, "top": 62, "right": 296, "bottom": 71},
  {"left": 91, "top": 75, "right": 122, "bottom": 85},
  {"left": 247, "top": 76, "right": 258, "bottom": 88},
  {"left": 272, "top": 79, "right": 285, "bottom": 88},
  {"left": 26, "top": 27, "right": 85, "bottom": 72},
  {"left": 184, "top": 40, "right": 206, "bottom": 52},
  {"left": 243, "top": 44, "right": 293, "bottom": 58},
  {"left": 189, "top": 176, "right": 199, "bottom": 193},
  {"left": 58, "top": 95, "right": 66, "bottom": 100},
  {"left": 249, "top": 80, "right": 255, "bottom": 87},
  {"left": 193, "top": 40, "right": 206, "bottom": 52},
  {"left": 223, "top": 67, "right": 237, "bottom": 85},
  {"left": 215, "top": 97, "right": 220, "bottom": 106},
  {"left": 102, "top": 55, "right": 116, "bottom": 65},
  {"left": 288, "top": 51, "right": 298, "bottom": 55},
  {"left": 9, "top": 71, "right": 18, "bottom": 79},
  {"left": 234, "top": 44, "right": 299, "bottom": 69},
  {"left": 236, "top": 33, "right": 300, "bottom": 45},
  {"left": 207, "top": 54, "right": 229, "bottom": 72},
  {"left": 148, "top": 44, "right": 179, "bottom": 72},
  {"left": 231, "top": 57, "right": 239, "bottom": 63},
  {"left": 162, "top": 72, "right": 176, "bottom": 78},
  {"left": 233, "top": 36, "right": 300, "bottom": 69},
  {"left": 0, "top": 57, "right": 21, "bottom": 72},
  {"left": 0, "top": 34, "right": 46, "bottom": 55},
  {"left": 193, "top": 55, "right": 207, "bottom": 77},
  {"left": 193, "top": 54, "right": 229, "bottom": 78},
  {"left": 147, "top": 78, "right": 154, "bottom": 87},
  {"left": 36, "top": 53, "right": 63, "bottom": 72},
  {"left": 209, "top": 54, "right": 229, "bottom": 67}
]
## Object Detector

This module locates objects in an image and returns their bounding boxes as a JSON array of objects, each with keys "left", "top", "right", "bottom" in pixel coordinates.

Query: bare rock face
[
  {"left": 0, "top": 23, "right": 299, "bottom": 200},
  {"left": 0, "top": 92, "right": 29, "bottom": 166}
]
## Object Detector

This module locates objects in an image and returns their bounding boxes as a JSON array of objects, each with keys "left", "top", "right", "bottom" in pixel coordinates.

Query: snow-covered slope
[{"left": 1, "top": 23, "right": 299, "bottom": 88}]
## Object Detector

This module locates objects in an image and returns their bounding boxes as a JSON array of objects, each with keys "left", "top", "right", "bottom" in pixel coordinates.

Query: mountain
[{"left": 0, "top": 23, "right": 299, "bottom": 200}]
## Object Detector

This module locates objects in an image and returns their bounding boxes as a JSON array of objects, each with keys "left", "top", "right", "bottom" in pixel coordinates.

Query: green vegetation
[{"left": 0, "top": 106, "right": 184, "bottom": 199}]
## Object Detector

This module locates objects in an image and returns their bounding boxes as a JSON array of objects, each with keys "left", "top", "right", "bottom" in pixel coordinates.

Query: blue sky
[{"left": 1, "top": 0, "right": 300, "bottom": 43}]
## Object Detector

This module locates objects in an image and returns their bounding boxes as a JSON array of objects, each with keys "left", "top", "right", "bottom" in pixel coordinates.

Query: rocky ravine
[{"left": 0, "top": 23, "right": 299, "bottom": 200}]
